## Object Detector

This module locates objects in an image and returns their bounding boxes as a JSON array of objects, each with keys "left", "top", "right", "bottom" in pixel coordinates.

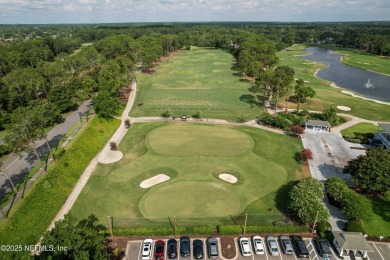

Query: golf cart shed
[
  {"left": 304, "top": 119, "right": 331, "bottom": 132},
  {"left": 332, "top": 231, "right": 374, "bottom": 258}
]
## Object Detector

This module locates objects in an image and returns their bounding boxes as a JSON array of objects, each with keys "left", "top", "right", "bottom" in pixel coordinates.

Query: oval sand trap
[
  {"left": 219, "top": 173, "right": 238, "bottom": 183},
  {"left": 140, "top": 181, "right": 240, "bottom": 218},
  {"left": 147, "top": 124, "right": 252, "bottom": 157},
  {"left": 140, "top": 174, "right": 170, "bottom": 188},
  {"left": 336, "top": 105, "right": 351, "bottom": 111}
]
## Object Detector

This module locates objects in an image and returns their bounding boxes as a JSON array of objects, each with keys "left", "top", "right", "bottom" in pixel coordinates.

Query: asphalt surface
[
  {"left": 0, "top": 99, "right": 91, "bottom": 199},
  {"left": 125, "top": 237, "right": 390, "bottom": 260}
]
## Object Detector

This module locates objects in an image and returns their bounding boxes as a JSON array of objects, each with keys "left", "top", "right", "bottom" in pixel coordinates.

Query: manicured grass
[
  {"left": 147, "top": 124, "right": 252, "bottom": 156},
  {"left": 363, "top": 192, "right": 390, "bottom": 237},
  {"left": 130, "top": 47, "right": 263, "bottom": 122},
  {"left": 0, "top": 116, "right": 120, "bottom": 259},
  {"left": 72, "top": 122, "right": 304, "bottom": 227},
  {"left": 340, "top": 123, "right": 377, "bottom": 139},
  {"left": 331, "top": 49, "right": 390, "bottom": 76},
  {"left": 278, "top": 45, "right": 390, "bottom": 121}
]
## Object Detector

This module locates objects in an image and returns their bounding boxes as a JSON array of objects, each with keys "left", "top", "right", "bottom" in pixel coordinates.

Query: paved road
[{"left": 0, "top": 99, "right": 91, "bottom": 199}]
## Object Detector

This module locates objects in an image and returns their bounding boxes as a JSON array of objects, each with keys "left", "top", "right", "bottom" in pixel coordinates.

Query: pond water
[{"left": 299, "top": 47, "right": 390, "bottom": 101}]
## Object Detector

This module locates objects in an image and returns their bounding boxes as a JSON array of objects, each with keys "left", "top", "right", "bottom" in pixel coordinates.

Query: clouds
[{"left": 0, "top": 0, "right": 389, "bottom": 23}]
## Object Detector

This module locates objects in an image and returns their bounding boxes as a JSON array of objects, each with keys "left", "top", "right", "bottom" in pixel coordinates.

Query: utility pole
[
  {"left": 312, "top": 211, "right": 319, "bottom": 234},
  {"left": 173, "top": 216, "right": 176, "bottom": 236},
  {"left": 243, "top": 213, "right": 248, "bottom": 235},
  {"left": 107, "top": 216, "right": 114, "bottom": 240}
]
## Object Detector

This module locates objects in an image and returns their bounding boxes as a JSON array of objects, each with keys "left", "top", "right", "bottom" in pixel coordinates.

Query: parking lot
[{"left": 125, "top": 237, "right": 390, "bottom": 260}]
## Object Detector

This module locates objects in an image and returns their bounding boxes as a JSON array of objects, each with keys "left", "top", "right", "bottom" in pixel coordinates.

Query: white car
[
  {"left": 252, "top": 236, "right": 265, "bottom": 255},
  {"left": 141, "top": 239, "right": 153, "bottom": 259},
  {"left": 239, "top": 237, "right": 252, "bottom": 256}
]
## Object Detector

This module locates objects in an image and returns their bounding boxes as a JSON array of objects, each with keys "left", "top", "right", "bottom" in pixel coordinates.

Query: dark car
[
  {"left": 207, "top": 237, "right": 219, "bottom": 259},
  {"left": 154, "top": 240, "right": 165, "bottom": 260},
  {"left": 193, "top": 239, "right": 204, "bottom": 259},
  {"left": 290, "top": 236, "right": 309, "bottom": 258},
  {"left": 315, "top": 238, "right": 332, "bottom": 258},
  {"left": 180, "top": 236, "right": 191, "bottom": 257},
  {"left": 167, "top": 239, "right": 177, "bottom": 259}
]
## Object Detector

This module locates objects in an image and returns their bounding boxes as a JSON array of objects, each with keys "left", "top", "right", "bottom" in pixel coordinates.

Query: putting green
[
  {"left": 147, "top": 124, "right": 252, "bottom": 156},
  {"left": 140, "top": 181, "right": 240, "bottom": 218}
]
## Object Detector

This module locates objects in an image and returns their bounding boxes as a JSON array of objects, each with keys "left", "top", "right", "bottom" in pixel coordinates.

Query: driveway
[
  {"left": 302, "top": 131, "right": 365, "bottom": 184},
  {"left": 0, "top": 99, "right": 92, "bottom": 200}
]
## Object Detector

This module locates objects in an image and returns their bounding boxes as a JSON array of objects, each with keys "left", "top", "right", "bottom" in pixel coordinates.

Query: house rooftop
[
  {"left": 378, "top": 123, "right": 390, "bottom": 133},
  {"left": 332, "top": 231, "right": 374, "bottom": 252},
  {"left": 304, "top": 119, "right": 331, "bottom": 127}
]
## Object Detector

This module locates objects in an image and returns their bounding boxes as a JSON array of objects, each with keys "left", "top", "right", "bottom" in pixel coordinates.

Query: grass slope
[
  {"left": 363, "top": 192, "right": 390, "bottom": 237},
  {"left": 130, "top": 47, "right": 262, "bottom": 122},
  {"left": 72, "top": 123, "right": 303, "bottom": 227},
  {"left": 278, "top": 45, "right": 390, "bottom": 121},
  {"left": 340, "top": 123, "right": 377, "bottom": 139}
]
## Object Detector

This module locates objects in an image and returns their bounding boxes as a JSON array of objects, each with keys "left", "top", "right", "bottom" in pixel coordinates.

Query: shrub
[
  {"left": 345, "top": 220, "right": 365, "bottom": 233},
  {"left": 218, "top": 225, "right": 308, "bottom": 235},
  {"left": 290, "top": 125, "right": 305, "bottom": 136},
  {"left": 161, "top": 109, "right": 171, "bottom": 118},
  {"left": 316, "top": 220, "right": 332, "bottom": 238},
  {"left": 192, "top": 111, "right": 201, "bottom": 119},
  {"left": 0, "top": 144, "right": 10, "bottom": 156},
  {"left": 326, "top": 177, "right": 348, "bottom": 207},
  {"left": 300, "top": 148, "right": 313, "bottom": 162},
  {"left": 113, "top": 225, "right": 215, "bottom": 236},
  {"left": 342, "top": 192, "right": 373, "bottom": 221},
  {"left": 273, "top": 221, "right": 293, "bottom": 226}
]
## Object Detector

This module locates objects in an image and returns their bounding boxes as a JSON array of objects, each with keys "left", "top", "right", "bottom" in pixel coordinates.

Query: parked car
[
  {"left": 315, "top": 238, "right": 332, "bottom": 258},
  {"left": 332, "top": 238, "right": 342, "bottom": 257},
  {"left": 154, "top": 240, "right": 165, "bottom": 260},
  {"left": 167, "top": 239, "right": 177, "bottom": 259},
  {"left": 207, "top": 237, "right": 219, "bottom": 259},
  {"left": 193, "top": 239, "right": 204, "bottom": 259},
  {"left": 280, "top": 236, "right": 294, "bottom": 255},
  {"left": 290, "top": 236, "right": 309, "bottom": 258},
  {"left": 239, "top": 237, "right": 252, "bottom": 256},
  {"left": 266, "top": 236, "right": 279, "bottom": 256},
  {"left": 142, "top": 239, "right": 153, "bottom": 260},
  {"left": 180, "top": 236, "right": 191, "bottom": 258},
  {"left": 252, "top": 236, "right": 265, "bottom": 255}
]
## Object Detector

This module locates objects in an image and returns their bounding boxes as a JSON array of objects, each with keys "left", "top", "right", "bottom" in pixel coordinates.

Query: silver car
[
  {"left": 280, "top": 236, "right": 294, "bottom": 255},
  {"left": 266, "top": 236, "right": 279, "bottom": 256}
]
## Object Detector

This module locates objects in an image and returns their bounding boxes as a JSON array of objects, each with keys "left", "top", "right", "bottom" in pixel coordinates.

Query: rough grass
[
  {"left": 71, "top": 122, "right": 304, "bottom": 227},
  {"left": 278, "top": 45, "right": 390, "bottom": 121},
  {"left": 340, "top": 123, "right": 378, "bottom": 139},
  {"left": 130, "top": 47, "right": 263, "bottom": 122}
]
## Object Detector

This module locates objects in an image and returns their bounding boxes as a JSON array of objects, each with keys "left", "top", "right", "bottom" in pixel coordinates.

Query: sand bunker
[
  {"left": 140, "top": 174, "right": 170, "bottom": 188},
  {"left": 336, "top": 106, "right": 351, "bottom": 111},
  {"left": 219, "top": 173, "right": 238, "bottom": 184}
]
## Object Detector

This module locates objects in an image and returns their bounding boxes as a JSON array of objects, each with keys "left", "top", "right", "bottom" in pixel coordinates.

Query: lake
[{"left": 299, "top": 47, "right": 390, "bottom": 101}]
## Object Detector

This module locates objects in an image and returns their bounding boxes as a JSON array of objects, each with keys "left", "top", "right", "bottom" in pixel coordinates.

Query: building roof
[
  {"left": 304, "top": 119, "right": 331, "bottom": 127},
  {"left": 378, "top": 123, "right": 390, "bottom": 133},
  {"left": 332, "top": 231, "right": 374, "bottom": 252}
]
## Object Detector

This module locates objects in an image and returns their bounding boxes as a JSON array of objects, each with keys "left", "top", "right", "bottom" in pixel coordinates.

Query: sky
[{"left": 0, "top": 0, "right": 389, "bottom": 24}]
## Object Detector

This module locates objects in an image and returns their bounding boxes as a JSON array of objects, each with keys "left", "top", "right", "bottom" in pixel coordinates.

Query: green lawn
[
  {"left": 278, "top": 45, "right": 390, "bottom": 121},
  {"left": 331, "top": 49, "right": 390, "bottom": 76},
  {"left": 130, "top": 47, "right": 263, "bottom": 122},
  {"left": 341, "top": 123, "right": 377, "bottom": 139},
  {"left": 72, "top": 122, "right": 303, "bottom": 227},
  {"left": 363, "top": 192, "right": 390, "bottom": 237}
]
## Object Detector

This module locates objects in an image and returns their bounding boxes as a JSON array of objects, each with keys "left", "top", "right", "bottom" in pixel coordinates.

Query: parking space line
[
  {"left": 248, "top": 239, "right": 255, "bottom": 260},
  {"left": 309, "top": 240, "right": 318, "bottom": 260},
  {"left": 372, "top": 243, "right": 385, "bottom": 260},
  {"left": 137, "top": 241, "right": 142, "bottom": 260}
]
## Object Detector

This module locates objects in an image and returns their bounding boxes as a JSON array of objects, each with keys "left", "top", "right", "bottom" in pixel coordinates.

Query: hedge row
[
  {"left": 113, "top": 225, "right": 215, "bottom": 236},
  {"left": 0, "top": 116, "right": 120, "bottom": 259},
  {"left": 218, "top": 225, "right": 308, "bottom": 235}
]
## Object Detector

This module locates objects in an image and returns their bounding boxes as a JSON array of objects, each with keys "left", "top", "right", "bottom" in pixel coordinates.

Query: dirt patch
[
  {"left": 301, "top": 163, "right": 311, "bottom": 178},
  {"left": 140, "top": 174, "right": 170, "bottom": 188},
  {"left": 219, "top": 173, "right": 238, "bottom": 183},
  {"left": 220, "top": 236, "right": 236, "bottom": 259}
]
